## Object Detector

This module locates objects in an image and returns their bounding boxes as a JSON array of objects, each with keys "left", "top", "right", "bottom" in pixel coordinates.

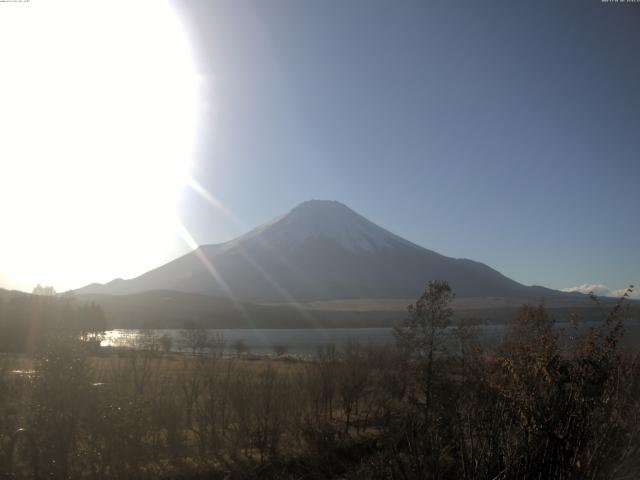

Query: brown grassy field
[{"left": 1, "top": 287, "right": 639, "bottom": 479}]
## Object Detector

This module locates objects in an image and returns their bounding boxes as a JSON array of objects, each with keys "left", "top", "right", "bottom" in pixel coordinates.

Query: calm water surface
[
  {"left": 101, "top": 325, "right": 512, "bottom": 356},
  {"left": 102, "top": 320, "right": 640, "bottom": 357}
]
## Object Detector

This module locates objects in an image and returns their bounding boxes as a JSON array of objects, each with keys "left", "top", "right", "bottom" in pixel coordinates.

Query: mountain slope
[{"left": 75, "top": 200, "right": 560, "bottom": 302}]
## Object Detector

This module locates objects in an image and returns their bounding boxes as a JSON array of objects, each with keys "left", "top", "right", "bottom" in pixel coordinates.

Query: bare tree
[
  {"left": 180, "top": 327, "right": 211, "bottom": 355},
  {"left": 158, "top": 333, "right": 173, "bottom": 354},
  {"left": 32, "top": 284, "right": 56, "bottom": 296},
  {"left": 137, "top": 327, "right": 160, "bottom": 353},
  {"left": 232, "top": 338, "right": 249, "bottom": 357},
  {"left": 207, "top": 332, "right": 226, "bottom": 357},
  {"left": 394, "top": 280, "right": 453, "bottom": 413},
  {"left": 272, "top": 344, "right": 288, "bottom": 357}
]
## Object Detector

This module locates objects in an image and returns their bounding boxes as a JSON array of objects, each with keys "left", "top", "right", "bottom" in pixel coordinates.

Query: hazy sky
[
  {"left": 0, "top": 0, "right": 638, "bottom": 294},
  {"left": 174, "top": 0, "right": 639, "bottom": 293}
]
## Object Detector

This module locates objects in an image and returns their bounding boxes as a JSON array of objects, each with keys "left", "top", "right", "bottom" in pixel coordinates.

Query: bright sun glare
[{"left": 0, "top": 0, "right": 198, "bottom": 292}]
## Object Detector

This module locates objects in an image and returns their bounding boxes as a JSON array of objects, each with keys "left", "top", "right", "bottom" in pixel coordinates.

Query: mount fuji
[{"left": 76, "top": 200, "right": 560, "bottom": 302}]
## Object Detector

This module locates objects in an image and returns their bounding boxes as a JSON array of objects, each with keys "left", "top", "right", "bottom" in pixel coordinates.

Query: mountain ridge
[{"left": 75, "top": 200, "right": 565, "bottom": 302}]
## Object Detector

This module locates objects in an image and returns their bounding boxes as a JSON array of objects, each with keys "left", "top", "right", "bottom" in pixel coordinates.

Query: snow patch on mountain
[{"left": 224, "top": 200, "right": 414, "bottom": 253}]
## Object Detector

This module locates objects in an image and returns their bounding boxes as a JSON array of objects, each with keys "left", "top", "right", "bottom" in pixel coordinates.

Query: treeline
[
  {"left": 0, "top": 282, "right": 638, "bottom": 479},
  {"left": 0, "top": 293, "right": 107, "bottom": 353}
]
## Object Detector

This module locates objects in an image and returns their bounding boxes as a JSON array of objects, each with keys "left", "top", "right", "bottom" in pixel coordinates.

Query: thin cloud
[
  {"left": 561, "top": 283, "right": 638, "bottom": 299},
  {"left": 561, "top": 284, "right": 613, "bottom": 296},
  {"left": 610, "top": 286, "right": 639, "bottom": 299}
]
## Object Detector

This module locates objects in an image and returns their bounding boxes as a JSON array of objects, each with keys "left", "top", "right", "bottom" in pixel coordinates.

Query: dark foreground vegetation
[
  {"left": 0, "top": 282, "right": 639, "bottom": 479},
  {"left": 0, "top": 292, "right": 106, "bottom": 354}
]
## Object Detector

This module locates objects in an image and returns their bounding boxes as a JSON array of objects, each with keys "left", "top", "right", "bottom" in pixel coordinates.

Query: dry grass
[{"left": 0, "top": 287, "right": 639, "bottom": 479}]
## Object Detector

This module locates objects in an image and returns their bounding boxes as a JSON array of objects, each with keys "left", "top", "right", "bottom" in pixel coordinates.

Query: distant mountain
[
  {"left": 75, "top": 290, "right": 616, "bottom": 330},
  {"left": 0, "top": 287, "right": 29, "bottom": 303},
  {"left": 74, "top": 290, "right": 403, "bottom": 329},
  {"left": 0, "top": 286, "right": 626, "bottom": 330},
  {"left": 75, "top": 200, "right": 563, "bottom": 302}
]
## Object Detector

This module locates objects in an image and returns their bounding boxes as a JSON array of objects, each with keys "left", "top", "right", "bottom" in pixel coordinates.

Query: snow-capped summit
[
  {"left": 228, "top": 200, "right": 413, "bottom": 254},
  {"left": 75, "top": 200, "right": 559, "bottom": 302}
]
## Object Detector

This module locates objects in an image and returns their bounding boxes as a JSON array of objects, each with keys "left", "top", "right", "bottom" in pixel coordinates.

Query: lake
[
  {"left": 101, "top": 318, "right": 640, "bottom": 357},
  {"left": 100, "top": 324, "right": 524, "bottom": 356},
  {"left": 102, "top": 328, "right": 397, "bottom": 356}
]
